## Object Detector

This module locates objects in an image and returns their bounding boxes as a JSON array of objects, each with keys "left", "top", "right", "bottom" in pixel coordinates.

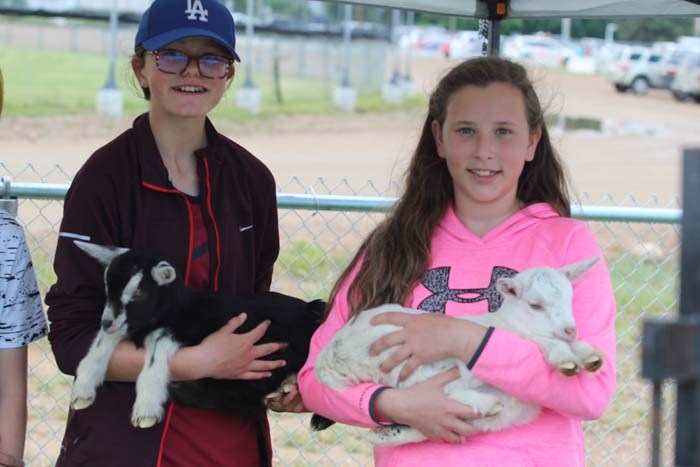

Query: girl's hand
[
  {"left": 374, "top": 368, "right": 481, "bottom": 443},
  {"left": 187, "top": 313, "right": 287, "bottom": 380},
  {"left": 369, "top": 312, "right": 487, "bottom": 381}
]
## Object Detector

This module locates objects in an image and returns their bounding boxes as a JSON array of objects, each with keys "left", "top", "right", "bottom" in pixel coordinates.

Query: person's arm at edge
[{"left": 0, "top": 347, "right": 27, "bottom": 465}]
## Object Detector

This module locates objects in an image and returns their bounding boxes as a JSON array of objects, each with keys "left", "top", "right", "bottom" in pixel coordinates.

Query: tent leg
[{"left": 486, "top": 19, "right": 501, "bottom": 56}]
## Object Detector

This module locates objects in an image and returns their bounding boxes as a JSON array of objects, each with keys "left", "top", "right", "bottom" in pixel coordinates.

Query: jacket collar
[{"left": 133, "top": 113, "right": 224, "bottom": 189}]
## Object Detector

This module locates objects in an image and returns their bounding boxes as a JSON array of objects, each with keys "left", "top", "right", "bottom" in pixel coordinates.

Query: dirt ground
[{"left": 3, "top": 56, "right": 700, "bottom": 203}]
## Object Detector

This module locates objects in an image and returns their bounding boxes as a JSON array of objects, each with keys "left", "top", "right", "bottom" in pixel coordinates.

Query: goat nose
[
  {"left": 101, "top": 319, "right": 113, "bottom": 330},
  {"left": 563, "top": 326, "right": 577, "bottom": 340}
]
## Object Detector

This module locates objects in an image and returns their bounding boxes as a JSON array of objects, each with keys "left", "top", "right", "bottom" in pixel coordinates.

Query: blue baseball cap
[{"left": 135, "top": 0, "right": 240, "bottom": 62}]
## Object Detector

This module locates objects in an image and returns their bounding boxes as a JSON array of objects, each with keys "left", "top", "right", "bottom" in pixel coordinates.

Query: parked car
[
  {"left": 443, "top": 30, "right": 482, "bottom": 59},
  {"left": 414, "top": 26, "right": 450, "bottom": 51},
  {"left": 652, "top": 49, "right": 693, "bottom": 90},
  {"left": 604, "top": 46, "right": 658, "bottom": 95},
  {"left": 670, "top": 52, "right": 700, "bottom": 103},
  {"left": 502, "top": 35, "right": 567, "bottom": 68}
]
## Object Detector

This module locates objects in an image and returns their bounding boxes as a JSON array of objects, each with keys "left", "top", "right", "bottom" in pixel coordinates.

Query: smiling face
[
  {"left": 431, "top": 82, "right": 541, "bottom": 219},
  {"left": 133, "top": 37, "right": 234, "bottom": 120}
]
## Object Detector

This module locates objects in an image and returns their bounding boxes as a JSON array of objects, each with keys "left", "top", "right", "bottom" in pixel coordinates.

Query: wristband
[
  {"left": 466, "top": 326, "right": 495, "bottom": 370},
  {"left": 368, "top": 386, "right": 400, "bottom": 427}
]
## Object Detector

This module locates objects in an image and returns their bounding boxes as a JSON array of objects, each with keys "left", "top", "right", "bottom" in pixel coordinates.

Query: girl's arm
[
  {"left": 297, "top": 286, "right": 387, "bottom": 428},
  {"left": 0, "top": 347, "right": 27, "bottom": 465},
  {"left": 46, "top": 162, "right": 128, "bottom": 377},
  {"left": 253, "top": 173, "right": 279, "bottom": 293},
  {"left": 471, "top": 227, "right": 617, "bottom": 419},
  {"left": 0, "top": 218, "right": 46, "bottom": 465}
]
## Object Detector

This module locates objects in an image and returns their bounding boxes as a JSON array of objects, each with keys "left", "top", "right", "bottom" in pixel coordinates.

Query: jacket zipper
[{"left": 141, "top": 181, "right": 195, "bottom": 286}]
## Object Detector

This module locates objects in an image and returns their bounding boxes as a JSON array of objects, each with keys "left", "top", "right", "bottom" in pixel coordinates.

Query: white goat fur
[{"left": 314, "top": 257, "right": 605, "bottom": 445}]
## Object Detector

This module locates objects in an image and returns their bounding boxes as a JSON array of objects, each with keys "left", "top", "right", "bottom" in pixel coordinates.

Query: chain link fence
[
  {"left": 0, "top": 18, "right": 389, "bottom": 94},
  {"left": 2, "top": 162, "right": 681, "bottom": 467}
]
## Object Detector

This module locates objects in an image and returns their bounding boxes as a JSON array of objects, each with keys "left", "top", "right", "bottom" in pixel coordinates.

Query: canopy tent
[{"left": 328, "top": 0, "right": 700, "bottom": 18}]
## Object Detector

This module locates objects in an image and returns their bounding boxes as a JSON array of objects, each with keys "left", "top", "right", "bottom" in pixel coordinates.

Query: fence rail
[
  {"left": 2, "top": 173, "right": 682, "bottom": 467},
  {"left": 1, "top": 180, "right": 685, "bottom": 222}
]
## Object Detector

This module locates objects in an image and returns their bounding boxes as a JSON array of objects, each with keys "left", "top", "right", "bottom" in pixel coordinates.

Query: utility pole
[{"left": 96, "top": 0, "right": 123, "bottom": 117}]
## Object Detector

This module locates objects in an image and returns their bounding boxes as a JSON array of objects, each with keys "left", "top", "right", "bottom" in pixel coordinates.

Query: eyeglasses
[{"left": 146, "top": 49, "right": 233, "bottom": 79}]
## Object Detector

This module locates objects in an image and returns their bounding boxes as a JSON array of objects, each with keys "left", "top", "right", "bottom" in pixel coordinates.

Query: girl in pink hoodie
[{"left": 298, "top": 56, "right": 616, "bottom": 467}]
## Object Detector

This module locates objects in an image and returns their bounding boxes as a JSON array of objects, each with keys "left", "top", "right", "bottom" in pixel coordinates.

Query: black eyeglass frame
[{"left": 145, "top": 49, "right": 234, "bottom": 80}]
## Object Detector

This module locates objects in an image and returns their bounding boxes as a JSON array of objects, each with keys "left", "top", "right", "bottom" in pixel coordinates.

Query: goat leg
[
  {"left": 132, "top": 328, "right": 181, "bottom": 428},
  {"left": 569, "top": 341, "right": 604, "bottom": 373},
  {"left": 535, "top": 337, "right": 584, "bottom": 376},
  {"left": 71, "top": 328, "right": 125, "bottom": 410}
]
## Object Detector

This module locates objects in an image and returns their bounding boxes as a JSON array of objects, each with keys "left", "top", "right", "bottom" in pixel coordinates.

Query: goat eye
[{"left": 529, "top": 302, "right": 544, "bottom": 311}]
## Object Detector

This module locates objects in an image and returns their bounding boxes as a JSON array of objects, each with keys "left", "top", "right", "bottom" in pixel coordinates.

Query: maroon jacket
[{"left": 46, "top": 114, "right": 279, "bottom": 466}]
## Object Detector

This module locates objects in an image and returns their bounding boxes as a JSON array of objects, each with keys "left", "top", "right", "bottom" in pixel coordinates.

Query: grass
[
  {"left": 0, "top": 46, "right": 425, "bottom": 119},
  {"left": 609, "top": 253, "right": 679, "bottom": 349},
  {"left": 278, "top": 240, "right": 347, "bottom": 279},
  {"left": 29, "top": 245, "right": 58, "bottom": 298}
]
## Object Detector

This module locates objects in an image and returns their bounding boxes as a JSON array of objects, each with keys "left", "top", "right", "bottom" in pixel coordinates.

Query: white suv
[
  {"left": 670, "top": 52, "right": 700, "bottom": 103},
  {"left": 605, "top": 46, "right": 660, "bottom": 95}
]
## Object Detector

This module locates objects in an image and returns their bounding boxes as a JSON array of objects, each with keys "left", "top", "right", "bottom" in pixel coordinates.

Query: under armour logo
[
  {"left": 185, "top": 0, "right": 208, "bottom": 22},
  {"left": 417, "top": 265, "right": 518, "bottom": 313}
]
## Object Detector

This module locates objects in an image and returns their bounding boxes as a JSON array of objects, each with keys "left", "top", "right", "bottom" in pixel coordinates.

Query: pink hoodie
[{"left": 298, "top": 203, "right": 617, "bottom": 467}]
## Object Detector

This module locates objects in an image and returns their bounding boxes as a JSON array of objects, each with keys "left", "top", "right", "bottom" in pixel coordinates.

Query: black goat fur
[{"left": 98, "top": 248, "right": 334, "bottom": 426}]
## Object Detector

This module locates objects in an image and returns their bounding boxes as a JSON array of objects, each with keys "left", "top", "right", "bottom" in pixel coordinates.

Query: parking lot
[{"left": 3, "top": 55, "right": 700, "bottom": 203}]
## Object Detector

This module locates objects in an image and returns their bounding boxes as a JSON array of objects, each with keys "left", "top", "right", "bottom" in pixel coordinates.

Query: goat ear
[
  {"left": 74, "top": 240, "right": 129, "bottom": 266},
  {"left": 496, "top": 277, "right": 521, "bottom": 298},
  {"left": 151, "top": 261, "right": 177, "bottom": 286},
  {"left": 560, "top": 256, "right": 599, "bottom": 284}
]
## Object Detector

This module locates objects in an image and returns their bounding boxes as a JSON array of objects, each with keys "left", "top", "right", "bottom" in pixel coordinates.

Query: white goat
[{"left": 313, "top": 257, "right": 605, "bottom": 446}]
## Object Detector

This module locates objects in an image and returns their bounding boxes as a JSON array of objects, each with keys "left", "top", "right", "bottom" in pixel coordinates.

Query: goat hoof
[
  {"left": 71, "top": 396, "right": 95, "bottom": 410},
  {"left": 281, "top": 381, "right": 297, "bottom": 393},
  {"left": 131, "top": 414, "right": 160, "bottom": 429},
  {"left": 559, "top": 362, "right": 580, "bottom": 376},
  {"left": 279, "top": 374, "right": 298, "bottom": 393},
  {"left": 584, "top": 355, "right": 603, "bottom": 373}
]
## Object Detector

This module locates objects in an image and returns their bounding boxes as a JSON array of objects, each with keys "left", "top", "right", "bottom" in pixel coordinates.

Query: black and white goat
[
  {"left": 312, "top": 257, "right": 605, "bottom": 445},
  {"left": 70, "top": 241, "right": 328, "bottom": 429}
]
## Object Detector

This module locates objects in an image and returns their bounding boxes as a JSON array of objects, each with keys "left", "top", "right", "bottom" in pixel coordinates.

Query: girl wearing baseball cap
[{"left": 46, "top": 1, "right": 303, "bottom": 466}]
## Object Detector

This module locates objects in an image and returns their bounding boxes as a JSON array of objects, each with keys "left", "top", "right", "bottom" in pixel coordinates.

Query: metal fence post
[
  {"left": 0, "top": 176, "right": 18, "bottom": 217},
  {"left": 675, "top": 148, "right": 700, "bottom": 466},
  {"left": 642, "top": 147, "right": 700, "bottom": 467}
]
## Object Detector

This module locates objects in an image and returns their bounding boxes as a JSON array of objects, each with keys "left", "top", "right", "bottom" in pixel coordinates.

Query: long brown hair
[{"left": 326, "top": 56, "right": 572, "bottom": 319}]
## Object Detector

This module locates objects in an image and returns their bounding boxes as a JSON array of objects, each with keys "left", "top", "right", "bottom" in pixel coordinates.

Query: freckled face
[
  {"left": 432, "top": 82, "right": 541, "bottom": 215},
  {"left": 133, "top": 37, "right": 234, "bottom": 119}
]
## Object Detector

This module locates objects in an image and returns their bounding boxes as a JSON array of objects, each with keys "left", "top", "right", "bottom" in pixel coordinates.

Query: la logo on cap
[{"left": 185, "top": 0, "right": 208, "bottom": 22}]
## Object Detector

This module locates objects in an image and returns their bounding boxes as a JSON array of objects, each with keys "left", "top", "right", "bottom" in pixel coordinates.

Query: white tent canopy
[{"left": 329, "top": 0, "right": 700, "bottom": 19}]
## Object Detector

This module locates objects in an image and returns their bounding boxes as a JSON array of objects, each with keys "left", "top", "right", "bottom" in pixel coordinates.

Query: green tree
[
  {"left": 408, "top": 14, "right": 694, "bottom": 43},
  {"left": 615, "top": 18, "right": 693, "bottom": 42}
]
